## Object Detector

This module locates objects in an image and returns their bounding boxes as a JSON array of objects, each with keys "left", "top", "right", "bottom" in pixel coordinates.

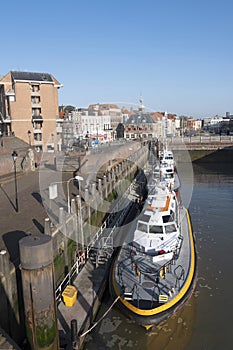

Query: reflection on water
[
  {"left": 85, "top": 292, "right": 196, "bottom": 350},
  {"left": 84, "top": 163, "right": 233, "bottom": 350}
]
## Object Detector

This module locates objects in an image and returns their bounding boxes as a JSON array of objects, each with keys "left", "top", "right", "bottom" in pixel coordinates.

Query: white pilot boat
[
  {"left": 159, "top": 149, "right": 176, "bottom": 170},
  {"left": 154, "top": 149, "right": 180, "bottom": 192},
  {"left": 109, "top": 181, "right": 196, "bottom": 329}
]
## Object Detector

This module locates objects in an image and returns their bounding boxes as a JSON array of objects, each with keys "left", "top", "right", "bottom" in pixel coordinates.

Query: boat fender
[
  {"left": 134, "top": 263, "right": 141, "bottom": 277},
  {"left": 80, "top": 252, "right": 86, "bottom": 264},
  {"left": 160, "top": 266, "right": 167, "bottom": 279}
]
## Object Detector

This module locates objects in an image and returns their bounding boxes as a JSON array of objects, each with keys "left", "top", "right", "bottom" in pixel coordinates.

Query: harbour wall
[{"left": 174, "top": 147, "right": 233, "bottom": 163}]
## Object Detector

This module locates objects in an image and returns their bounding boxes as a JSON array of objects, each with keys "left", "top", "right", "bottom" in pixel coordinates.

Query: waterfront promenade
[{"left": 0, "top": 140, "right": 139, "bottom": 261}]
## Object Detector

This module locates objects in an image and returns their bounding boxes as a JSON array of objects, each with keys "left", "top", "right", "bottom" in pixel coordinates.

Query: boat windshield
[
  {"left": 149, "top": 225, "right": 163, "bottom": 234},
  {"left": 137, "top": 222, "right": 148, "bottom": 233},
  {"left": 163, "top": 214, "right": 174, "bottom": 223},
  {"left": 164, "top": 174, "right": 174, "bottom": 179},
  {"left": 165, "top": 224, "right": 177, "bottom": 233}
]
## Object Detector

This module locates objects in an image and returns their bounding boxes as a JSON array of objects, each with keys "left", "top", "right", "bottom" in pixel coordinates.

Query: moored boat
[
  {"left": 109, "top": 174, "right": 197, "bottom": 329},
  {"left": 154, "top": 149, "right": 180, "bottom": 192}
]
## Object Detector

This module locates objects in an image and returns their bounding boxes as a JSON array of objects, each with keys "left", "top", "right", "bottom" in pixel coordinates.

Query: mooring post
[
  {"left": 98, "top": 178, "right": 102, "bottom": 200},
  {"left": 76, "top": 195, "right": 84, "bottom": 251},
  {"left": 44, "top": 217, "right": 51, "bottom": 235},
  {"left": 71, "top": 319, "right": 79, "bottom": 349},
  {"left": 19, "top": 233, "right": 59, "bottom": 350}
]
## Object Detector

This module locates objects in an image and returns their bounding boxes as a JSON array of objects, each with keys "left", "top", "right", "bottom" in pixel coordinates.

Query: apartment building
[
  {"left": 80, "top": 108, "right": 112, "bottom": 141},
  {"left": 88, "top": 103, "right": 122, "bottom": 139},
  {"left": 0, "top": 71, "right": 62, "bottom": 151}
]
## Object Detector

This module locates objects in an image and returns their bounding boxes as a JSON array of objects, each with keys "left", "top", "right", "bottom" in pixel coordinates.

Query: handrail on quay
[{"left": 170, "top": 135, "right": 233, "bottom": 144}]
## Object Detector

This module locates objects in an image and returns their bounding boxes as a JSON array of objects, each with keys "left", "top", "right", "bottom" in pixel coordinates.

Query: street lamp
[
  {"left": 27, "top": 130, "right": 31, "bottom": 146},
  {"left": 50, "top": 175, "right": 84, "bottom": 214},
  {"left": 12, "top": 150, "right": 19, "bottom": 212}
]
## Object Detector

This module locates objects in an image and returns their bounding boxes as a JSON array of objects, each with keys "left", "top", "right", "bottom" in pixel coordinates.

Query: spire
[{"left": 139, "top": 96, "right": 144, "bottom": 112}]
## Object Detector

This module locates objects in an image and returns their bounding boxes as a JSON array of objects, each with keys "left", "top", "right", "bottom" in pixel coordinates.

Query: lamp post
[
  {"left": 50, "top": 176, "right": 84, "bottom": 214},
  {"left": 12, "top": 150, "right": 19, "bottom": 212},
  {"left": 27, "top": 130, "right": 31, "bottom": 146}
]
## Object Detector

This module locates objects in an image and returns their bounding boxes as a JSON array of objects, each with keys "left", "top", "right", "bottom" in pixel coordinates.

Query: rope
[{"left": 79, "top": 295, "right": 121, "bottom": 338}]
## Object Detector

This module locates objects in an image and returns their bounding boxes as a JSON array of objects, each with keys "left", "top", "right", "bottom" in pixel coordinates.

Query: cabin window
[
  {"left": 165, "top": 224, "right": 176, "bottom": 233},
  {"left": 163, "top": 215, "right": 173, "bottom": 223},
  {"left": 149, "top": 225, "right": 163, "bottom": 234},
  {"left": 137, "top": 222, "right": 148, "bottom": 233},
  {"left": 165, "top": 174, "right": 174, "bottom": 179}
]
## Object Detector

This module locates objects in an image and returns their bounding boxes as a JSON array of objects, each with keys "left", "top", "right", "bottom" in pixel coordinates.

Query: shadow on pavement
[
  {"left": 31, "top": 191, "right": 43, "bottom": 205},
  {"left": 0, "top": 185, "right": 17, "bottom": 212},
  {"left": 3, "top": 230, "right": 28, "bottom": 266},
  {"left": 32, "top": 218, "right": 44, "bottom": 233}
]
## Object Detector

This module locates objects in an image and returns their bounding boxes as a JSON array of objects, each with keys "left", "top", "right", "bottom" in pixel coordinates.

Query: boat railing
[
  {"left": 55, "top": 253, "right": 86, "bottom": 302},
  {"left": 120, "top": 242, "right": 185, "bottom": 300},
  {"left": 173, "top": 234, "right": 184, "bottom": 259},
  {"left": 128, "top": 244, "right": 179, "bottom": 282},
  {"left": 151, "top": 284, "right": 161, "bottom": 307},
  {"left": 174, "top": 264, "right": 185, "bottom": 289}
]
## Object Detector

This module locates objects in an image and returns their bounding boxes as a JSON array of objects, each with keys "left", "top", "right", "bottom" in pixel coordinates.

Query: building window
[
  {"left": 47, "top": 144, "right": 54, "bottom": 152},
  {"left": 9, "top": 96, "right": 15, "bottom": 102},
  {"left": 34, "top": 133, "right": 42, "bottom": 141},
  {"left": 30, "top": 84, "right": 40, "bottom": 93},
  {"left": 31, "top": 96, "right": 40, "bottom": 104}
]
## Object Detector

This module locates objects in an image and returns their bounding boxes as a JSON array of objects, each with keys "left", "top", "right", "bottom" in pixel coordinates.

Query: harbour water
[{"left": 84, "top": 162, "right": 233, "bottom": 350}]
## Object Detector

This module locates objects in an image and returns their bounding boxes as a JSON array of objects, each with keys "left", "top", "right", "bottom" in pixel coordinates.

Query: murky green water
[{"left": 84, "top": 163, "right": 233, "bottom": 350}]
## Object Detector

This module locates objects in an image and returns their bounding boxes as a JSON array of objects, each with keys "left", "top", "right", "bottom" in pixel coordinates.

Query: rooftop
[
  {"left": 126, "top": 112, "right": 155, "bottom": 124},
  {"left": 11, "top": 71, "right": 53, "bottom": 82}
]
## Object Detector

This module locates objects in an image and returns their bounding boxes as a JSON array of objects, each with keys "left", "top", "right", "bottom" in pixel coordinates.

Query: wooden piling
[{"left": 19, "top": 233, "right": 59, "bottom": 350}]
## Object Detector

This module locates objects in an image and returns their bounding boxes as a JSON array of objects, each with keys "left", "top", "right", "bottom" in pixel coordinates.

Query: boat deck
[{"left": 114, "top": 206, "right": 192, "bottom": 309}]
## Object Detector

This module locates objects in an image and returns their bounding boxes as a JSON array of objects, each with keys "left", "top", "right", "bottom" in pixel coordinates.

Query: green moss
[
  {"left": 67, "top": 239, "right": 77, "bottom": 265},
  {"left": 54, "top": 253, "right": 65, "bottom": 284},
  {"left": 25, "top": 321, "right": 34, "bottom": 348},
  {"left": 54, "top": 239, "right": 77, "bottom": 284},
  {"left": 36, "top": 322, "right": 57, "bottom": 348}
]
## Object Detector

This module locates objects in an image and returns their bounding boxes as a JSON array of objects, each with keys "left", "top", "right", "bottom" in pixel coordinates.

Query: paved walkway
[{"left": 0, "top": 141, "right": 140, "bottom": 262}]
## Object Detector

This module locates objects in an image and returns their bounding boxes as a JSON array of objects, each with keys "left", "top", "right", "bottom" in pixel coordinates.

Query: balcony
[
  {"left": 33, "top": 129, "right": 42, "bottom": 134},
  {"left": 5, "top": 89, "right": 15, "bottom": 96},
  {"left": 30, "top": 91, "right": 40, "bottom": 96},
  {"left": 56, "top": 126, "right": 63, "bottom": 133},
  {"left": 31, "top": 102, "right": 41, "bottom": 108},
  {"left": 34, "top": 139, "right": 43, "bottom": 146},
  {"left": 32, "top": 115, "right": 43, "bottom": 122},
  {"left": 1, "top": 115, "right": 12, "bottom": 123}
]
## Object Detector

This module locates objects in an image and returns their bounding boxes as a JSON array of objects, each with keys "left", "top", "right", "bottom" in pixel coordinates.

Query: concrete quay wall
[{"left": 173, "top": 148, "right": 233, "bottom": 163}]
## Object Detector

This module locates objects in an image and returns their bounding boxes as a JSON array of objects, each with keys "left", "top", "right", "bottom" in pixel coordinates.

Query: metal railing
[{"left": 55, "top": 253, "right": 86, "bottom": 301}]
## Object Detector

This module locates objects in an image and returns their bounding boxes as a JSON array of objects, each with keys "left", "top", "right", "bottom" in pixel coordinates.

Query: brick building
[{"left": 0, "top": 71, "right": 62, "bottom": 151}]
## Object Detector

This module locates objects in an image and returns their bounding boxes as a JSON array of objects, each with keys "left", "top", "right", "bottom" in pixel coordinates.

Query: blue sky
[{"left": 1, "top": 0, "right": 233, "bottom": 117}]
